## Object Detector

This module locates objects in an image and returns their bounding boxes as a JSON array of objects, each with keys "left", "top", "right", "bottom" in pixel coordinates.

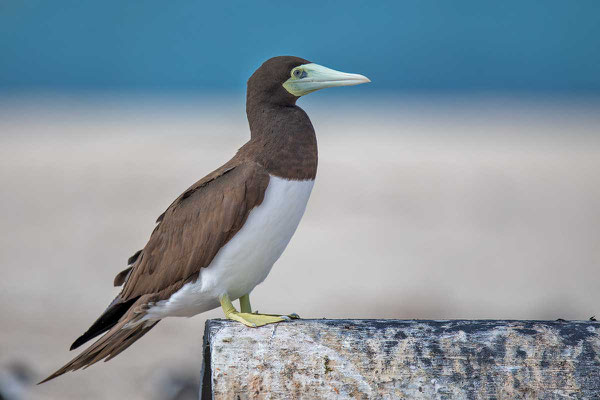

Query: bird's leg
[
  {"left": 239, "top": 293, "right": 252, "bottom": 313},
  {"left": 219, "top": 294, "right": 299, "bottom": 328}
]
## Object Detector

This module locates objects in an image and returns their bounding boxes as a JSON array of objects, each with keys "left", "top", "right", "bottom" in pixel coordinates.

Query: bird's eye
[{"left": 292, "top": 69, "right": 303, "bottom": 78}]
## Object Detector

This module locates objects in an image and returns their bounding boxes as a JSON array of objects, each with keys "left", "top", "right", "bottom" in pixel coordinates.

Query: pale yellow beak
[{"left": 283, "top": 63, "right": 371, "bottom": 96}]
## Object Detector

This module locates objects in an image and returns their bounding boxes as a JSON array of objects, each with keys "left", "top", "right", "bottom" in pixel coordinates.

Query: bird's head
[{"left": 247, "top": 56, "right": 370, "bottom": 106}]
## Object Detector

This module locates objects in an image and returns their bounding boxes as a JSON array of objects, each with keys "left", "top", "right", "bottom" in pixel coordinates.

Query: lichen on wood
[{"left": 201, "top": 319, "right": 600, "bottom": 399}]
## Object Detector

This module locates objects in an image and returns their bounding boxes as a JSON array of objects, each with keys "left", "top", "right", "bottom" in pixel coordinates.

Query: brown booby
[{"left": 41, "top": 56, "right": 369, "bottom": 383}]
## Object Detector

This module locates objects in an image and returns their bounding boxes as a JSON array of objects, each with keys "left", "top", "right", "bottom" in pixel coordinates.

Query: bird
[{"left": 40, "top": 56, "right": 370, "bottom": 383}]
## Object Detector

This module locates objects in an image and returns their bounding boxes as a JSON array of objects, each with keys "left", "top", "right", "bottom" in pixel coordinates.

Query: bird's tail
[{"left": 39, "top": 314, "right": 159, "bottom": 384}]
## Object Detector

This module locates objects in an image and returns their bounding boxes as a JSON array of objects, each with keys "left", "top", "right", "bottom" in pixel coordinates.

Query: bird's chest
[{"left": 200, "top": 175, "right": 315, "bottom": 298}]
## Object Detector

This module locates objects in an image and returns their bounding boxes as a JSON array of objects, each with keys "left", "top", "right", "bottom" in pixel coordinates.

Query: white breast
[{"left": 145, "top": 175, "right": 314, "bottom": 319}]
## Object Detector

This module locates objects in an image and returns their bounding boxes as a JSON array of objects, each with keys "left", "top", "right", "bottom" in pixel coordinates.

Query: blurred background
[{"left": 1, "top": 1, "right": 600, "bottom": 399}]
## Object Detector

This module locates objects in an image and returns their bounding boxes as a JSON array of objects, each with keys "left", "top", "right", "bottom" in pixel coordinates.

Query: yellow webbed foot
[
  {"left": 227, "top": 312, "right": 291, "bottom": 327},
  {"left": 222, "top": 293, "right": 299, "bottom": 328}
]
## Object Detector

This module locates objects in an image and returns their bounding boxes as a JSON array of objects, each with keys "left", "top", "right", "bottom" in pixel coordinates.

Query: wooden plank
[{"left": 201, "top": 319, "right": 600, "bottom": 399}]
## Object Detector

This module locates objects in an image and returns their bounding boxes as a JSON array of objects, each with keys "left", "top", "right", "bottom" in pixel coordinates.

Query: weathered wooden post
[{"left": 201, "top": 319, "right": 600, "bottom": 399}]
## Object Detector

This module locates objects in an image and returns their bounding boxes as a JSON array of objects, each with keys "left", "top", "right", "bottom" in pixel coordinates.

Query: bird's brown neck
[{"left": 241, "top": 100, "right": 318, "bottom": 180}]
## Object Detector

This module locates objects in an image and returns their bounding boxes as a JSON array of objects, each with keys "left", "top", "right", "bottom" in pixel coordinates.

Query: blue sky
[{"left": 1, "top": 1, "right": 599, "bottom": 93}]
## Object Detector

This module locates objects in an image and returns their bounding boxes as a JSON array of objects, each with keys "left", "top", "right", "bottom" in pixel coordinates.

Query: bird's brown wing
[
  {"left": 40, "top": 160, "right": 270, "bottom": 383},
  {"left": 120, "top": 159, "right": 270, "bottom": 303}
]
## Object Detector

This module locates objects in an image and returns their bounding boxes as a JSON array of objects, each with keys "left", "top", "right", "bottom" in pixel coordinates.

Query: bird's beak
[{"left": 283, "top": 63, "right": 371, "bottom": 96}]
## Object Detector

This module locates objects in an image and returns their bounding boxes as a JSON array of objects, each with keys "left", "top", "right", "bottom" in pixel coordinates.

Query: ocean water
[{"left": 1, "top": 93, "right": 599, "bottom": 399}]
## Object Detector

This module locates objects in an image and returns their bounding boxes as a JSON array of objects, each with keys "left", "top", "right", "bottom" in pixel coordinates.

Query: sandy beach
[{"left": 1, "top": 94, "right": 599, "bottom": 399}]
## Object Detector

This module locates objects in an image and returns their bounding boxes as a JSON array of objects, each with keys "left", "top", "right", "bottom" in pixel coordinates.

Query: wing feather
[{"left": 120, "top": 161, "right": 270, "bottom": 302}]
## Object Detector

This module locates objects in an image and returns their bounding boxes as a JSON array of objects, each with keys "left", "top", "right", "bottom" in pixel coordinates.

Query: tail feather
[
  {"left": 70, "top": 296, "right": 140, "bottom": 351},
  {"left": 39, "top": 315, "right": 159, "bottom": 384}
]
